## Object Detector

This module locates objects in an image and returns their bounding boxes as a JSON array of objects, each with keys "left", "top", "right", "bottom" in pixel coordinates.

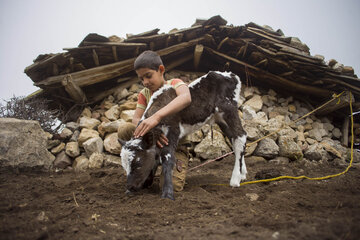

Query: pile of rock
[{"left": 46, "top": 70, "right": 357, "bottom": 172}]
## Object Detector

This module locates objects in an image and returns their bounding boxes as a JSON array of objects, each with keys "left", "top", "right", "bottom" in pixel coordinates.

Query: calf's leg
[
  {"left": 216, "top": 105, "right": 247, "bottom": 187},
  {"left": 160, "top": 148, "right": 175, "bottom": 200}
]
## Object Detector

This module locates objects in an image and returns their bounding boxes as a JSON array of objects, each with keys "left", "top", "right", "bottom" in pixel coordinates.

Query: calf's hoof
[
  {"left": 161, "top": 191, "right": 175, "bottom": 200},
  {"left": 125, "top": 190, "right": 135, "bottom": 196}
]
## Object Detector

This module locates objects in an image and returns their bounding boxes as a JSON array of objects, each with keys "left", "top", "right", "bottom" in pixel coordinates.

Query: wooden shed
[{"left": 24, "top": 15, "right": 359, "bottom": 122}]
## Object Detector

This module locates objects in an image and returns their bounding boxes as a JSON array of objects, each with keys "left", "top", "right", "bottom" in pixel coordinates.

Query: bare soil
[{"left": 1, "top": 156, "right": 359, "bottom": 240}]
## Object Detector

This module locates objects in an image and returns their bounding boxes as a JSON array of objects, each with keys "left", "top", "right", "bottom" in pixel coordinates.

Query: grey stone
[
  {"left": 51, "top": 142, "right": 65, "bottom": 154},
  {"left": 0, "top": 118, "right": 55, "bottom": 170},
  {"left": 73, "top": 155, "right": 89, "bottom": 172},
  {"left": 244, "top": 94, "right": 263, "bottom": 112},
  {"left": 79, "top": 116, "right": 101, "bottom": 130},
  {"left": 242, "top": 105, "right": 257, "bottom": 120},
  {"left": 254, "top": 138, "right": 279, "bottom": 159},
  {"left": 194, "top": 129, "right": 231, "bottom": 159},
  {"left": 66, "top": 122, "right": 79, "bottom": 131},
  {"left": 269, "top": 157, "right": 290, "bottom": 164},
  {"left": 332, "top": 128, "right": 342, "bottom": 139},
  {"left": 65, "top": 142, "right": 80, "bottom": 158},
  {"left": 60, "top": 128, "right": 73, "bottom": 140},
  {"left": 104, "top": 132, "right": 122, "bottom": 154},
  {"left": 83, "top": 137, "right": 104, "bottom": 157},
  {"left": 104, "top": 154, "right": 122, "bottom": 167},
  {"left": 78, "top": 128, "right": 99, "bottom": 147},
  {"left": 69, "top": 130, "right": 80, "bottom": 142},
  {"left": 278, "top": 136, "right": 303, "bottom": 161},
  {"left": 304, "top": 144, "right": 323, "bottom": 161},
  {"left": 88, "top": 152, "right": 104, "bottom": 169},
  {"left": 53, "top": 151, "right": 72, "bottom": 169}
]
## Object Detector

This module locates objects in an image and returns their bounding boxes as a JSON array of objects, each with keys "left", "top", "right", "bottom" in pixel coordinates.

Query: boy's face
[{"left": 136, "top": 65, "right": 165, "bottom": 92}]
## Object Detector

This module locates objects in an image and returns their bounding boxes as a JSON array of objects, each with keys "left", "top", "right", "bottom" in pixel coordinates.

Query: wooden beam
[
  {"left": 316, "top": 91, "right": 354, "bottom": 115},
  {"left": 204, "top": 47, "right": 333, "bottom": 98},
  {"left": 254, "top": 59, "right": 268, "bottom": 68},
  {"left": 217, "top": 37, "right": 229, "bottom": 50},
  {"left": 65, "top": 42, "right": 147, "bottom": 49},
  {"left": 92, "top": 49, "right": 100, "bottom": 66},
  {"left": 342, "top": 116, "right": 349, "bottom": 147},
  {"left": 62, "top": 75, "right": 87, "bottom": 103},
  {"left": 166, "top": 53, "right": 193, "bottom": 71},
  {"left": 112, "top": 46, "right": 119, "bottom": 62},
  {"left": 52, "top": 63, "right": 59, "bottom": 75},
  {"left": 193, "top": 44, "right": 204, "bottom": 70}
]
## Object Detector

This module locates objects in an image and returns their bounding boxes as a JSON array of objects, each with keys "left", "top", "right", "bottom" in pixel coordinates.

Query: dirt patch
[{"left": 1, "top": 156, "right": 360, "bottom": 240}]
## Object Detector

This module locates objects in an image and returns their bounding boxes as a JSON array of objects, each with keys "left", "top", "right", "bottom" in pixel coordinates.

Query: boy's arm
[
  {"left": 132, "top": 107, "right": 145, "bottom": 126},
  {"left": 133, "top": 84, "right": 191, "bottom": 138}
]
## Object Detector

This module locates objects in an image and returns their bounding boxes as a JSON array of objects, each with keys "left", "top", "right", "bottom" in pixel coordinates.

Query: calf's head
[{"left": 119, "top": 132, "right": 158, "bottom": 192}]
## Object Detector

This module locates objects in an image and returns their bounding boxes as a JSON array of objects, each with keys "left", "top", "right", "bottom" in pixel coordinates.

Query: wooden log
[
  {"left": 193, "top": 44, "right": 204, "bottom": 70},
  {"left": 112, "top": 46, "right": 119, "bottom": 62},
  {"left": 124, "top": 33, "right": 169, "bottom": 43},
  {"left": 67, "top": 42, "right": 147, "bottom": 48},
  {"left": 69, "top": 57, "right": 74, "bottom": 72},
  {"left": 126, "top": 28, "right": 160, "bottom": 39},
  {"left": 92, "top": 49, "right": 100, "bottom": 66},
  {"left": 217, "top": 37, "right": 229, "bottom": 50},
  {"left": 316, "top": 91, "right": 354, "bottom": 115},
  {"left": 52, "top": 63, "right": 59, "bottom": 75},
  {"left": 166, "top": 53, "right": 193, "bottom": 71},
  {"left": 62, "top": 75, "right": 87, "bottom": 103},
  {"left": 342, "top": 116, "right": 349, "bottom": 147},
  {"left": 35, "top": 36, "right": 206, "bottom": 88},
  {"left": 246, "top": 26, "right": 291, "bottom": 42},
  {"left": 204, "top": 47, "right": 333, "bottom": 98},
  {"left": 254, "top": 59, "right": 268, "bottom": 68}
]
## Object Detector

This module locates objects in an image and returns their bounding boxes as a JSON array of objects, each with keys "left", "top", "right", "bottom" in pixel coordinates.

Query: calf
[{"left": 119, "top": 71, "right": 247, "bottom": 200}]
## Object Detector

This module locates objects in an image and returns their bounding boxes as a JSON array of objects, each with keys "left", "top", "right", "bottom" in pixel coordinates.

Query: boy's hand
[
  {"left": 157, "top": 133, "right": 168, "bottom": 148},
  {"left": 134, "top": 115, "right": 161, "bottom": 138}
]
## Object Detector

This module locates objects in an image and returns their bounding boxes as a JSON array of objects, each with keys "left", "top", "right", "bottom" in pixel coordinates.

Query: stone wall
[{"left": 21, "top": 70, "right": 360, "bottom": 171}]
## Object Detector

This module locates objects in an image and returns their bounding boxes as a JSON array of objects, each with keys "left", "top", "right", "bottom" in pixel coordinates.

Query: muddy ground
[{"left": 1, "top": 156, "right": 360, "bottom": 240}]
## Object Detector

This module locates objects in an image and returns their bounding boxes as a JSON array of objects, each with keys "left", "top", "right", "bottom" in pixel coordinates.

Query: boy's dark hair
[{"left": 134, "top": 50, "right": 163, "bottom": 71}]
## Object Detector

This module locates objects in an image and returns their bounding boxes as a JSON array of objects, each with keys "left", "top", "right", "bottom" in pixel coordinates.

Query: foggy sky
[{"left": 0, "top": 0, "right": 359, "bottom": 101}]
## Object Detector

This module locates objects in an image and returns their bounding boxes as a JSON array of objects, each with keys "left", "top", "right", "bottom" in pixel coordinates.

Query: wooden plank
[
  {"left": 112, "top": 46, "right": 119, "bottom": 62},
  {"left": 166, "top": 53, "right": 193, "bottom": 71},
  {"left": 204, "top": 47, "right": 333, "bottom": 98},
  {"left": 52, "top": 63, "right": 59, "bottom": 75},
  {"left": 246, "top": 28, "right": 287, "bottom": 45},
  {"left": 193, "top": 44, "right": 204, "bottom": 70},
  {"left": 64, "top": 42, "right": 147, "bottom": 50},
  {"left": 62, "top": 75, "right": 87, "bottom": 103},
  {"left": 247, "top": 26, "right": 292, "bottom": 42},
  {"left": 92, "top": 49, "right": 100, "bottom": 66},
  {"left": 126, "top": 28, "right": 160, "bottom": 39},
  {"left": 217, "top": 37, "right": 229, "bottom": 50},
  {"left": 124, "top": 33, "right": 169, "bottom": 43}
]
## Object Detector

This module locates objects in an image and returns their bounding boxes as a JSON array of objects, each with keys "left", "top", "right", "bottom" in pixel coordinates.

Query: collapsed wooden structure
[{"left": 25, "top": 15, "right": 360, "bottom": 121}]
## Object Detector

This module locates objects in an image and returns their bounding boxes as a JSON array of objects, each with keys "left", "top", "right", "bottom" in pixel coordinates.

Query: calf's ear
[
  {"left": 142, "top": 132, "right": 155, "bottom": 149},
  {"left": 118, "top": 139, "right": 127, "bottom": 146}
]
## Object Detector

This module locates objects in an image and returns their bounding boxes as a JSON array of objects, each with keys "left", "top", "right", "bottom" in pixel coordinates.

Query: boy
[{"left": 118, "top": 50, "right": 192, "bottom": 191}]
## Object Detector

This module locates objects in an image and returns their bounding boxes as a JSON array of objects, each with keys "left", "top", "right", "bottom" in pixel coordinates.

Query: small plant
[{"left": 0, "top": 96, "right": 61, "bottom": 134}]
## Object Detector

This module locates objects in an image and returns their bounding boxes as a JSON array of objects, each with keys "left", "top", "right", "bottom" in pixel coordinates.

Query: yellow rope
[{"left": 210, "top": 91, "right": 354, "bottom": 187}]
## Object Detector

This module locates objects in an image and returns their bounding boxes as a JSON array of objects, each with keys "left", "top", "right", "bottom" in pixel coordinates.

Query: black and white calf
[{"left": 119, "top": 71, "right": 247, "bottom": 200}]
